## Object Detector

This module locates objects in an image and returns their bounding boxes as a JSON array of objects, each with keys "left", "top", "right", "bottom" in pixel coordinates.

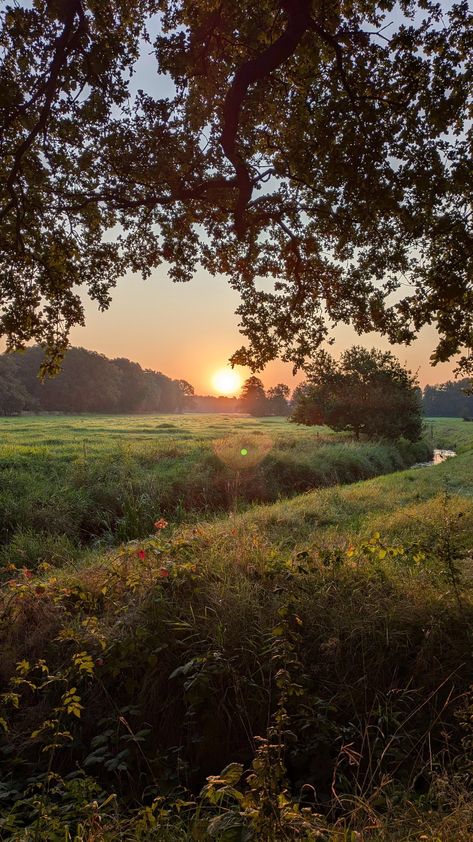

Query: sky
[
  {"left": 68, "top": 13, "right": 459, "bottom": 396},
  {"left": 68, "top": 265, "right": 458, "bottom": 395},
  {"left": 6, "top": 4, "right": 460, "bottom": 397}
]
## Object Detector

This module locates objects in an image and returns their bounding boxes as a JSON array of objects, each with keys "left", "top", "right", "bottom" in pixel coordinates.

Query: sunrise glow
[{"left": 212, "top": 368, "right": 242, "bottom": 395}]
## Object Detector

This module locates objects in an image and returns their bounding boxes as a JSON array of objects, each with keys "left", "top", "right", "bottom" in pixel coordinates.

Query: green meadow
[
  {"left": 0, "top": 416, "right": 472, "bottom": 840},
  {"left": 0, "top": 413, "right": 430, "bottom": 569}
]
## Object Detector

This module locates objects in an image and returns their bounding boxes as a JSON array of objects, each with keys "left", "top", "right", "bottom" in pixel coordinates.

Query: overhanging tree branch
[
  {"left": 0, "top": 0, "right": 87, "bottom": 221},
  {"left": 220, "top": 0, "right": 313, "bottom": 236}
]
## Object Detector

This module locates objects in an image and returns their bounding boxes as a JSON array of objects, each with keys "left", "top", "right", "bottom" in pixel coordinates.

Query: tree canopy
[
  {"left": 0, "top": 355, "right": 31, "bottom": 415},
  {"left": 267, "top": 383, "right": 291, "bottom": 416},
  {"left": 291, "top": 346, "right": 423, "bottom": 440},
  {"left": 0, "top": 0, "right": 471, "bottom": 373},
  {"left": 0, "top": 346, "right": 192, "bottom": 413},
  {"left": 423, "top": 379, "right": 473, "bottom": 417},
  {"left": 239, "top": 375, "right": 268, "bottom": 417},
  {"left": 238, "top": 377, "right": 291, "bottom": 415}
]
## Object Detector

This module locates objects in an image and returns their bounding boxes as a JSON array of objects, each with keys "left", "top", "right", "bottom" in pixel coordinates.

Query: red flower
[
  {"left": 137, "top": 549, "right": 146, "bottom": 560},
  {"left": 22, "top": 569, "right": 33, "bottom": 579},
  {"left": 159, "top": 568, "right": 169, "bottom": 578},
  {"left": 154, "top": 519, "right": 168, "bottom": 530}
]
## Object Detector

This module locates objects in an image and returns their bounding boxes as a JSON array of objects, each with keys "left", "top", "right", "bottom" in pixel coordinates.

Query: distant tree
[
  {"left": 423, "top": 380, "right": 473, "bottom": 418},
  {"left": 267, "top": 384, "right": 291, "bottom": 416},
  {"left": 292, "top": 347, "right": 423, "bottom": 441},
  {"left": 10, "top": 346, "right": 189, "bottom": 414},
  {"left": 175, "top": 380, "right": 195, "bottom": 413},
  {"left": 140, "top": 370, "right": 163, "bottom": 412},
  {"left": 0, "top": 356, "right": 33, "bottom": 415},
  {"left": 113, "top": 358, "right": 148, "bottom": 412},
  {"left": 35, "top": 348, "right": 122, "bottom": 412},
  {"left": 13, "top": 345, "right": 49, "bottom": 404},
  {"left": 290, "top": 382, "right": 310, "bottom": 409},
  {"left": 155, "top": 376, "right": 178, "bottom": 413},
  {"left": 240, "top": 376, "right": 268, "bottom": 417}
]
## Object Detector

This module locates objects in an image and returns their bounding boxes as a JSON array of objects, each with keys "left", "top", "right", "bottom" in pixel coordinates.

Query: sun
[{"left": 212, "top": 368, "right": 242, "bottom": 396}]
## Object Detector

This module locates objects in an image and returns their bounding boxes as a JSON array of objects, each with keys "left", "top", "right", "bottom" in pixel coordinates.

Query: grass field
[
  {"left": 0, "top": 416, "right": 472, "bottom": 840},
  {"left": 0, "top": 413, "right": 431, "bottom": 570}
]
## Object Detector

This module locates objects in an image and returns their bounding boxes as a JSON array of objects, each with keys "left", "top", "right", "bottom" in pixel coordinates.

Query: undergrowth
[
  {"left": 0, "top": 418, "right": 470, "bottom": 839},
  {"left": 0, "top": 479, "right": 472, "bottom": 840}
]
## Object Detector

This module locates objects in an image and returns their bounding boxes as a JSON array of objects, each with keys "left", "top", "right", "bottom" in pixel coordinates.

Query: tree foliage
[
  {"left": 175, "top": 379, "right": 195, "bottom": 412},
  {"left": 292, "top": 346, "right": 423, "bottom": 440},
  {"left": 423, "top": 379, "right": 473, "bottom": 418},
  {"left": 0, "top": 0, "right": 472, "bottom": 373},
  {"left": 0, "top": 347, "right": 192, "bottom": 413},
  {"left": 0, "top": 355, "right": 32, "bottom": 415},
  {"left": 267, "top": 383, "right": 291, "bottom": 416},
  {"left": 240, "top": 376, "right": 268, "bottom": 417}
]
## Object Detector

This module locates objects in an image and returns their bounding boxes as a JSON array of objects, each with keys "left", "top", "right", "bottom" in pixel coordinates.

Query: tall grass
[
  {"left": 0, "top": 418, "right": 470, "bottom": 838},
  {"left": 0, "top": 426, "right": 472, "bottom": 839},
  {"left": 0, "top": 414, "right": 432, "bottom": 569}
]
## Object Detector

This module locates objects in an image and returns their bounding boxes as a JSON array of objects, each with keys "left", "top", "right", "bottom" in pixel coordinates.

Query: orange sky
[
  {"left": 2, "top": 19, "right": 459, "bottom": 397},
  {"left": 67, "top": 264, "right": 458, "bottom": 395}
]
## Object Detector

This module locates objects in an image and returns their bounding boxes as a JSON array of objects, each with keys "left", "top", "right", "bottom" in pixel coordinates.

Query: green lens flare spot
[{"left": 240, "top": 448, "right": 248, "bottom": 456}]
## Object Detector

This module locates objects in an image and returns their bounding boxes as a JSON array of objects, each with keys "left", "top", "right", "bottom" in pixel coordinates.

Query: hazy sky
[{"left": 68, "top": 265, "right": 457, "bottom": 395}]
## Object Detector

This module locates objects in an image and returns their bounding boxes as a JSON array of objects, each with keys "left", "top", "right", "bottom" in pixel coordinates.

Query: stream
[{"left": 413, "top": 448, "right": 457, "bottom": 468}]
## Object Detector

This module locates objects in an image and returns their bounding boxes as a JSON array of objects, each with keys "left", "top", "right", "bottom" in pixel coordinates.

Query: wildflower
[
  {"left": 154, "top": 518, "right": 168, "bottom": 530},
  {"left": 136, "top": 549, "right": 146, "bottom": 560},
  {"left": 37, "top": 562, "right": 51, "bottom": 572},
  {"left": 22, "top": 569, "right": 33, "bottom": 579},
  {"left": 158, "top": 568, "right": 169, "bottom": 578}
]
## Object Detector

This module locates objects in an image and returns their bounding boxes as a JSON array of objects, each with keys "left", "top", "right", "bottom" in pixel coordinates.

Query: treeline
[
  {"left": 194, "top": 379, "right": 291, "bottom": 416},
  {"left": 1, "top": 346, "right": 471, "bottom": 419},
  {"left": 0, "top": 351, "right": 294, "bottom": 416},
  {"left": 239, "top": 377, "right": 291, "bottom": 416},
  {"left": 243, "top": 374, "right": 473, "bottom": 421},
  {"left": 0, "top": 347, "right": 194, "bottom": 414},
  {"left": 193, "top": 395, "right": 240, "bottom": 412},
  {"left": 423, "top": 379, "right": 473, "bottom": 418},
  {"left": 238, "top": 374, "right": 473, "bottom": 421}
]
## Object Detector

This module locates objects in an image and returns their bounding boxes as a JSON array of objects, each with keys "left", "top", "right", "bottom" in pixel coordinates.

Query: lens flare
[{"left": 213, "top": 434, "right": 272, "bottom": 470}]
